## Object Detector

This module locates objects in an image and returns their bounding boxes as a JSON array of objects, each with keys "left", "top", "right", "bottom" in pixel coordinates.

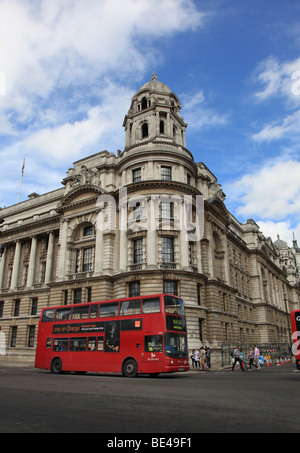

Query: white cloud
[
  {"left": 0, "top": 0, "right": 206, "bottom": 207},
  {"left": 0, "top": 0, "right": 205, "bottom": 125},
  {"left": 228, "top": 159, "right": 300, "bottom": 221},
  {"left": 181, "top": 90, "right": 229, "bottom": 130},
  {"left": 253, "top": 56, "right": 300, "bottom": 105},
  {"left": 256, "top": 220, "right": 300, "bottom": 247},
  {"left": 252, "top": 56, "right": 300, "bottom": 143},
  {"left": 252, "top": 110, "right": 300, "bottom": 142}
]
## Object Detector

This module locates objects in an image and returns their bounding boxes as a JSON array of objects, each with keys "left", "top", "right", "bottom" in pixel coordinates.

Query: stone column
[
  {"left": 26, "top": 236, "right": 38, "bottom": 288},
  {"left": 147, "top": 197, "right": 157, "bottom": 269},
  {"left": 44, "top": 231, "right": 55, "bottom": 284},
  {"left": 94, "top": 221, "right": 103, "bottom": 276},
  {"left": 10, "top": 240, "right": 21, "bottom": 290},
  {"left": 57, "top": 219, "right": 68, "bottom": 281},
  {"left": 180, "top": 202, "right": 190, "bottom": 270},
  {"left": 0, "top": 247, "right": 7, "bottom": 289},
  {"left": 119, "top": 204, "right": 128, "bottom": 272}
]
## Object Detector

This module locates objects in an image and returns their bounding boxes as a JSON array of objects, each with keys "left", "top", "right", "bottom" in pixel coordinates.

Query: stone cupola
[{"left": 123, "top": 73, "right": 188, "bottom": 150}]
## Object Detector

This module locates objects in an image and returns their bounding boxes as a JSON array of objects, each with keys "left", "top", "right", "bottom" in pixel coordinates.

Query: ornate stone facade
[{"left": 0, "top": 74, "right": 299, "bottom": 363}]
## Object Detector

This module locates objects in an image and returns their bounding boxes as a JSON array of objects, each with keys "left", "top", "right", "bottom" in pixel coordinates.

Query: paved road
[{"left": 0, "top": 363, "right": 299, "bottom": 433}]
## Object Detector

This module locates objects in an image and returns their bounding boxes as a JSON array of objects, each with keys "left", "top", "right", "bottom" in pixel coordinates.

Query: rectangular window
[
  {"left": 31, "top": 298, "right": 38, "bottom": 316},
  {"left": 70, "top": 338, "right": 87, "bottom": 352},
  {"left": 53, "top": 338, "right": 69, "bottom": 352},
  {"left": 28, "top": 326, "right": 35, "bottom": 348},
  {"left": 13, "top": 300, "right": 20, "bottom": 317},
  {"left": 0, "top": 301, "right": 4, "bottom": 318},
  {"left": 133, "top": 168, "right": 141, "bottom": 183},
  {"left": 42, "top": 309, "right": 55, "bottom": 323},
  {"left": 10, "top": 326, "right": 17, "bottom": 348},
  {"left": 129, "top": 282, "right": 140, "bottom": 298},
  {"left": 55, "top": 308, "right": 71, "bottom": 321},
  {"left": 133, "top": 238, "right": 143, "bottom": 264},
  {"left": 73, "top": 289, "right": 82, "bottom": 304},
  {"left": 164, "top": 280, "right": 178, "bottom": 296},
  {"left": 161, "top": 202, "right": 173, "bottom": 219},
  {"left": 162, "top": 237, "right": 174, "bottom": 263},
  {"left": 161, "top": 166, "right": 172, "bottom": 181},
  {"left": 145, "top": 335, "right": 163, "bottom": 352},
  {"left": 97, "top": 337, "right": 104, "bottom": 351},
  {"left": 87, "top": 287, "right": 92, "bottom": 303},
  {"left": 83, "top": 225, "right": 94, "bottom": 237},
  {"left": 133, "top": 203, "right": 143, "bottom": 221},
  {"left": 72, "top": 305, "right": 89, "bottom": 320},
  {"left": 83, "top": 247, "right": 94, "bottom": 272},
  {"left": 99, "top": 303, "right": 119, "bottom": 318},
  {"left": 87, "top": 337, "right": 97, "bottom": 351},
  {"left": 90, "top": 304, "right": 99, "bottom": 318},
  {"left": 120, "top": 300, "right": 141, "bottom": 316},
  {"left": 142, "top": 297, "right": 161, "bottom": 314}
]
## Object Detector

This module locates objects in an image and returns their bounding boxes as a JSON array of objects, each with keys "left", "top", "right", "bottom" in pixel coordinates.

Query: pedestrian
[
  {"left": 248, "top": 347, "right": 257, "bottom": 370},
  {"left": 253, "top": 345, "right": 261, "bottom": 370},
  {"left": 190, "top": 349, "right": 195, "bottom": 368},
  {"left": 205, "top": 346, "right": 212, "bottom": 368},
  {"left": 200, "top": 347, "right": 209, "bottom": 371},
  {"left": 194, "top": 349, "right": 200, "bottom": 368},
  {"left": 232, "top": 346, "right": 245, "bottom": 372},
  {"left": 240, "top": 349, "right": 248, "bottom": 370}
]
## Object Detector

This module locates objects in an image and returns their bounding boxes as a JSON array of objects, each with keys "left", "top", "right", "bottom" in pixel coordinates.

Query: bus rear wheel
[
  {"left": 122, "top": 359, "right": 138, "bottom": 378},
  {"left": 51, "top": 358, "right": 63, "bottom": 374}
]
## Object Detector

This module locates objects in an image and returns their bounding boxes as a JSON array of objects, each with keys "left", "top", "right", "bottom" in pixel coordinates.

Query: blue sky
[{"left": 1, "top": 0, "right": 300, "bottom": 245}]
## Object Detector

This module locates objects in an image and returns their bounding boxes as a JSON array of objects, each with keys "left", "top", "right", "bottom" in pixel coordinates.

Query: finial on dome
[{"left": 152, "top": 72, "right": 158, "bottom": 81}]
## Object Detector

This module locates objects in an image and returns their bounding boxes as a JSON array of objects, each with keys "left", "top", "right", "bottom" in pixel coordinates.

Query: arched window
[
  {"left": 142, "top": 123, "right": 148, "bottom": 138},
  {"left": 142, "top": 97, "right": 148, "bottom": 110},
  {"left": 160, "top": 120, "right": 165, "bottom": 134}
]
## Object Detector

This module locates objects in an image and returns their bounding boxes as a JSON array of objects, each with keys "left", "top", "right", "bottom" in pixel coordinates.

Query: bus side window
[
  {"left": 53, "top": 338, "right": 69, "bottom": 352},
  {"left": 97, "top": 337, "right": 104, "bottom": 351},
  {"left": 90, "top": 305, "right": 99, "bottom": 318},
  {"left": 72, "top": 306, "right": 89, "bottom": 320},
  {"left": 87, "top": 337, "right": 96, "bottom": 351},
  {"left": 99, "top": 303, "right": 119, "bottom": 317},
  {"left": 56, "top": 308, "right": 71, "bottom": 321},
  {"left": 46, "top": 338, "right": 52, "bottom": 349},
  {"left": 42, "top": 309, "right": 56, "bottom": 322},
  {"left": 142, "top": 298, "right": 160, "bottom": 314}
]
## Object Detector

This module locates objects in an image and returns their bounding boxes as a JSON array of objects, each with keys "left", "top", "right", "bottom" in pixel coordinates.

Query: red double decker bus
[
  {"left": 35, "top": 294, "right": 189, "bottom": 377},
  {"left": 291, "top": 310, "right": 300, "bottom": 371}
]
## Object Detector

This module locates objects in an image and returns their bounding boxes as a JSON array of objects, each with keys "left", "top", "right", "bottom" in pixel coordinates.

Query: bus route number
[{"left": 152, "top": 438, "right": 191, "bottom": 448}]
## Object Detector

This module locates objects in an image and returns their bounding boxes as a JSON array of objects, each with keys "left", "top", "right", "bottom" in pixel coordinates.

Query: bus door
[
  {"left": 43, "top": 337, "right": 55, "bottom": 368},
  {"left": 142, "top": 334, "right": 164, "bottom": 369}
]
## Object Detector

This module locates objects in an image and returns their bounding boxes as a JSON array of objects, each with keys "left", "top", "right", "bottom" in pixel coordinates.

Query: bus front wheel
[
  {"left": 51, "top": 358, "right": 63, "bottom": 374},
  {"left": 122, "top": 358, "right": 138, "bottom": 378}
]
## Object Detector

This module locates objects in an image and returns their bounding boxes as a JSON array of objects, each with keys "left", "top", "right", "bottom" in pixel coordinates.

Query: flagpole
[{"left": 17, "top": 158, "right": 25, "bottom": 204}]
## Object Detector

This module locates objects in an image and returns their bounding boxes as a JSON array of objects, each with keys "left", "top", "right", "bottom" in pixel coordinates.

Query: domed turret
[
  {"left": 274, "top": 235, "right": 288, "bottom": 251},
  {"left": 123, "top": 73, "right": 187, "bottom": 150}
]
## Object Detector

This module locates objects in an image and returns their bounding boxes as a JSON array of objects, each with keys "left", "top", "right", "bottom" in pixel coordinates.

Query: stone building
[{"left": 0, "top": 74, "right": 299, "bottom": 363}]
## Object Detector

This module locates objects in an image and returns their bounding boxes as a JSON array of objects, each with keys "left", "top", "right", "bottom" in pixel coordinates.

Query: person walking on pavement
[
  {"left": 190, "top": 349, "right": 195, "bottom": 368},
  {"left": 232, "top": 346, "right": 245, "bottom": 372},
  {"left": 205, "top": 346, "right": 212, "bottom": 369},
  {"left": 253, "top": 345, "right": 261, "bottom": 370},
  {"left": 249, "top": 347, "right": 258, "bottom": 370},
  {"left": 194, "top": 349, "right": 200, "bottom": 368}
]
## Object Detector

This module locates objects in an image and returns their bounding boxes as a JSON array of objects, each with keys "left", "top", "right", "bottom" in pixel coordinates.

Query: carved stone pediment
[{"left": 56, "top": 185, "right": 107, "bottom": 214}]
